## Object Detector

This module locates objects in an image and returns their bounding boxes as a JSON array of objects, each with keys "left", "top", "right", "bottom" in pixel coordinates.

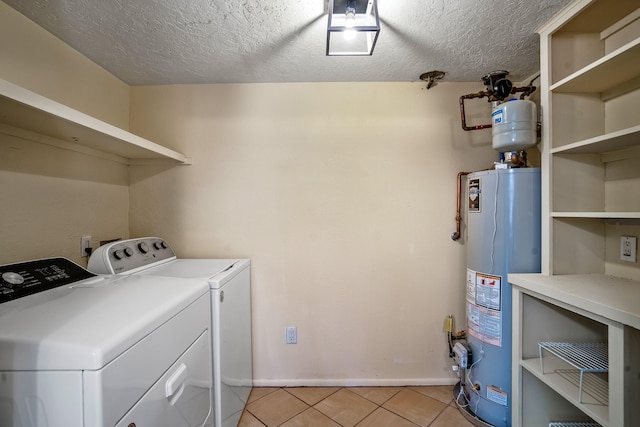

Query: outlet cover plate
[
  {"left": 81, "top": 235, "right": 92, "bottom": 257},
  {"left": 286, "top": 326, "right": 297, "bottom": 344},
  {"left": 620, "top": 236, "right": 637, "bottom": 262}
]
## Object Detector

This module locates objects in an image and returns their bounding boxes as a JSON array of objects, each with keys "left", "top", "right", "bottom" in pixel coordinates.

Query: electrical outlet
[
  {"left": 81, "top": 235, "right": 92, "bottom": 257},
  {"left": 620, "top": 236, "right": 637, "bottom": 262},
  {"left": 285, "top": 326, "right": 297, "bottom": 344}
]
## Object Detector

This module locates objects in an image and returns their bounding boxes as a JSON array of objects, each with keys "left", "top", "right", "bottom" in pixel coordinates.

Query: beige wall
[
  {"left": 0, "top": 1, "right": 130, "bottom": 128},
  {"left": 0, "top": 136, "right": 130, "bottom": 264},
  {"left": 0, "top": 1, "right": 130, "bottom": 264},
  {"left": 129, "top": 82, "right": 498, "bottom": 385}
]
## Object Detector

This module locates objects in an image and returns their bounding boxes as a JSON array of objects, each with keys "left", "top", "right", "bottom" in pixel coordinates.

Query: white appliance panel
[
  {"left": 136, "top": 259, "right": 240, "bottom": 282},
  {"left": 212, "top": 265, "right": 252, "bottom": 427},
  {"left": 0, "top": 257, "right": 213, "bottom": 427},
  {"left": 115, "top": 331, "right": 212, "bottom": 427},
  {"left": 0, "top": 371, "right": 83, "bottom": 427},
  {"left": 137, "top": 258, "right": 253, "bottom": 427},
  {"left": 83, "top": 293, "right": 211, "bottom": 427},
  {"left": 0, "top": 275, "right": 209, "bottom": 370}
]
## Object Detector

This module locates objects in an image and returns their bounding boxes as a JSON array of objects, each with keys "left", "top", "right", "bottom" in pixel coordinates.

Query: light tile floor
[{"left": 239, "top": 386, "right": 474, "bottom": 427}]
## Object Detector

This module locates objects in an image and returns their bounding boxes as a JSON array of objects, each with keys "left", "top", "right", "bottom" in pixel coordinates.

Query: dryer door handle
[{"left": 165, "top": 363, "right": 187, "bottom": 405}]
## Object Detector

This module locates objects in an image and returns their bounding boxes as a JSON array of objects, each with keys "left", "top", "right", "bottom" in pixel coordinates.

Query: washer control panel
[
  {"left": 0, "top": 258, "right": 95, "bottom": 303},
  {"left": 88, "top": 237, "right": 176, "bottom": 274}
]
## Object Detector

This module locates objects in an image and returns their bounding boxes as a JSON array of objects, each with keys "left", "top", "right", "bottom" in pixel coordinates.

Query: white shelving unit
[
  {"left": 509, "top": 1, "right": 640, "bottom": 426},
  {"left": 0, "top": 78, "right": 191, "bottom": 165}
]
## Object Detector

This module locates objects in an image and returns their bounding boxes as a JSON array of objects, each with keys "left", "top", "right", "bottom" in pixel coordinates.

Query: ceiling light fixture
[{"left": 326, "top": 0, "right": 380, "bottom": 56}]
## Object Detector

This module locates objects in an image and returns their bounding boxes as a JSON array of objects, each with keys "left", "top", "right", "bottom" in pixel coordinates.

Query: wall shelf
[
  {"left": 549, "top": 125, "right": 640, "bottom": 156},
  {"left": 550, "top": 38, "right": 640, "bottom": 94},
  {"left": 0, "top": 78, "right": 191, "bottom": 165},
  {"left": 551, "top": 212, "right": 640, "bottom": 219}
]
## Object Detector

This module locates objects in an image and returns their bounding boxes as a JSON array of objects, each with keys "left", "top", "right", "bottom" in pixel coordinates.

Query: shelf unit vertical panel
[
  {"left": 605, "top": 14, "right": 640, "bottom": 55},
  {"left": 552, "top": 154, "right": 604, "bottom": 212},
  {"left": 604, "top": 87, "right": 640, "bottom": 133},
  {"left": 512, "top": 288, "right": 525, "bottom": 427},
  {"left": 604, "top": 158, "right": 640, "bottom": 212},
  {"left": 552, "top": 218, "right": 605, "bottom": 275},
  {"left": 551, "top": 92, "right": 604, "bottom": 147},
  {"left": 550, "top": 33, "right": 603, "bottom": 85},
  {"left": 624, "top": 326, "right": 640, "bottom": 426},
  {"left": 541, "top": 28, "right": 553, "bottom": 276},
  {"left": 608, "top": 324, "right": 625, "bottom": 426}
]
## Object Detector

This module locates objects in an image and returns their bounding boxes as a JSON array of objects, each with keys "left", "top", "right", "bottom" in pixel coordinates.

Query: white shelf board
[
  {"left": 550, "top": 38, "right": 640, "bottom": 94},
  {"left": 509, "top": 273, "right": 640, "bottom": 330},
  {"left": 0, "top": 78, "right": 191, "bottom": 165},
  {"left": 521, "top": 358, "right": 609, "bottom": 427},
  {"left": 551, "top": 212, "right": 640, "bottom": 219},
  {"left": 550, "top": 125, "right": 640, "bottom": 155}
]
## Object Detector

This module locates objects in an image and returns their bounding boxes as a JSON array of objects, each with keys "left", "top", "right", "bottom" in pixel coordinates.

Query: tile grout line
[
  {"left": 402, "top": 388, "right": 450, "bottom": 427},
  {"left": 277, "top": 391, "right": 311, "bottom": 427},
  {"left": 425, "top": 397, "right": 452, "bottom": 427},
  {"left": 244, "top": 386, "right": 462, "bottom": 427}
]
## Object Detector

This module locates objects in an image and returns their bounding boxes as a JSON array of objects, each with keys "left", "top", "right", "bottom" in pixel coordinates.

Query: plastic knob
[
  {"left": 124, "top": 247, "right": 134, "bottom": 257},
  {"left": 113, "top": 249, "right": 125, "bottom": 260},
  {"left": 138, "top": 242, "right": 149, "bottom": 254}
]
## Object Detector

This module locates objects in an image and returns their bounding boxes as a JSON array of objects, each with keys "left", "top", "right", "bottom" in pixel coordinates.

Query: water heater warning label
[
  {"left": 466, "top": 269, "right": 503, "bottom": 347},
  {"left": 475, "top": 273, "right": 501, "bottom": 311}
]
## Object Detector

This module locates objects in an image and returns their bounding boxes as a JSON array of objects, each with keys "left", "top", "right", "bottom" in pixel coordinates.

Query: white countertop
[{"left": 509, "top": 273, "right": 640, "bottom": 330}]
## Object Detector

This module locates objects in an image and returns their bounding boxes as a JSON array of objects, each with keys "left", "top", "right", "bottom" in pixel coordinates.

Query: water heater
[{"left": 464, "top": 168, "right": 541, "bottom": 427}]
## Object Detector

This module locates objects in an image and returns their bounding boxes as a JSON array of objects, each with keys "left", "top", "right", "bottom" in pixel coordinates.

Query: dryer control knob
[
  {"left": 138, "top": 242, "right": 149, "bottom": 253},
  {"left": 154, "top": 241, "right": 168, "bottom": 250},
  {"left": 113, "top": 249, "right": 125, "bottom": 260},
  {"left": 124, "top": 247, "right": 134, "bottom": 257}
]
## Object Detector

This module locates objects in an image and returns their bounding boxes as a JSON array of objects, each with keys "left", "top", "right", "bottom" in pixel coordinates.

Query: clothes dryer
[
  {"left": 88, "top": 237, "right": 252, "bottom": 427},
  {"left": 0, "top": 257, "right": 212, "bottom": 427}
]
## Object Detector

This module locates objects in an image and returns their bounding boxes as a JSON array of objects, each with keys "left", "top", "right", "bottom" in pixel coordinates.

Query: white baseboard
[{"left": 252, "top": 377, "right": 458, "bottom": 388}]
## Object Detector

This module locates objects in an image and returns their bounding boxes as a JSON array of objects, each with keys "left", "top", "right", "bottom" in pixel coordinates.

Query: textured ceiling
[{"left": 3, "top": 0, "right": 572, "bottom": 85}]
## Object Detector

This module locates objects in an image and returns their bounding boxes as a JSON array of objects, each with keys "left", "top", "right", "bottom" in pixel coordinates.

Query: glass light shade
[{"left": 326, "top": 0, "right": 380, "bottom": 56}]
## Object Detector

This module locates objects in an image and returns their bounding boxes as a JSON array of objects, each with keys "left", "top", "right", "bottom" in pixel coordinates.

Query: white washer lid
[
  {"left": 136, "top": 259, "right": 249, "bottom": 289},
  {"left": 0, "top": 274, "right": 209, "bottom": 371}
]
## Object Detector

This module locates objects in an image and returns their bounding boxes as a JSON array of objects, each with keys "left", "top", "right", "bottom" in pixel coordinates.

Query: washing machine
[
  {"left": 0, "top": 257, "right": 212, "bottom": 427},
  {"left": 88, "top": 237, "right": 252, "bottom": 427}
]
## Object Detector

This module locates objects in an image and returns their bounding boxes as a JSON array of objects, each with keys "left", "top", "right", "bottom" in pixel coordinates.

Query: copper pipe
[
  {"left": 452, "top": 171, "right": 470, "bottom": 241},
  {"left": 459, "top": 85, "right": 538, "bottom": 131},
  {"left": 512, "top": 85, "right": 537, "bottom": 99},
  {"left": 459, "top": 93, "right": 492, "bottom": 131}
]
